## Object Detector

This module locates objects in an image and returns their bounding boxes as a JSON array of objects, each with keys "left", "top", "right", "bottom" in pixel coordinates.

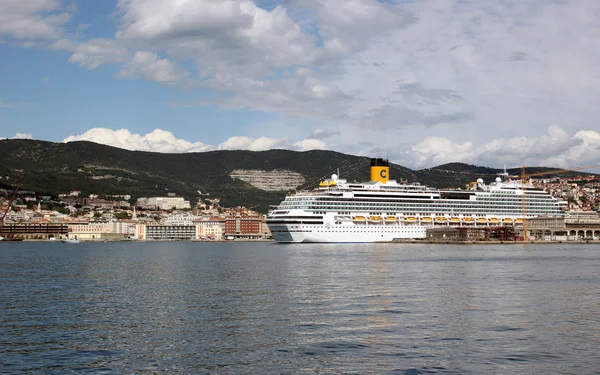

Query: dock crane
[{"left": 520, "top": 163, "right": 600, "bottom": 240}]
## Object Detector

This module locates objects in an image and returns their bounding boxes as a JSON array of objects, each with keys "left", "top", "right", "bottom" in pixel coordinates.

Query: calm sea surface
[{"left": 1, "top": 242, "right": 599, "bottom": 374}]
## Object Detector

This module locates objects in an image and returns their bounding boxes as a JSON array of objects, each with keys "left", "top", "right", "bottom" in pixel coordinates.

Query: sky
[{"left": 1, "top": 0, "right": 600, "bottom": 172}]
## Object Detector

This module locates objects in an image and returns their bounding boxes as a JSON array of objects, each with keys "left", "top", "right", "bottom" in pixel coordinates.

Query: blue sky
[{"left": 1, "top": 0, "right": 600, "bottom": 171}]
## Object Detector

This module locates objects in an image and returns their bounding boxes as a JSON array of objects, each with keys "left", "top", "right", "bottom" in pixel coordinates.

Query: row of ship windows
[
  {"left": 280, "top": 202, "right": 556, "bottom": 209},
  {"left": 281, "top": 204, "right": 561, "bottom": 209},
  {"left": 283, "top": 199, "right": 555, "bottom": 206},
  {"left": 281, "top": 201, "right": 557, "bottom": 208},
  {"left": 270, "top": 225, "right": 421, "bottom": 231},
  {"left": 281, "top": 199, "right": 558, "bottom": 205},
  {"left": 278, "top": 206, "right": 563, "bottom": 212},
  {"left": 288, "top": 195, "right": 555, "bottom": 201}
]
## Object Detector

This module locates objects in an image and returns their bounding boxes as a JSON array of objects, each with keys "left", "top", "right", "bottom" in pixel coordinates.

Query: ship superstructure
[{"left": 266, "top": 159, "right": 567, "bottom": 243}]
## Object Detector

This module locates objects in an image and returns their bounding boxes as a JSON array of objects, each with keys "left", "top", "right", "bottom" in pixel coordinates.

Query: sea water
[{"left": 1, "top": 242, "right": 599, "bottom": 374}]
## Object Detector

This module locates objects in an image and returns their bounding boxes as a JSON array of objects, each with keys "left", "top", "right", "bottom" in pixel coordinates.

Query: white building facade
[{"left": 136, "top": 197, "right": 191, "bottom": 210}]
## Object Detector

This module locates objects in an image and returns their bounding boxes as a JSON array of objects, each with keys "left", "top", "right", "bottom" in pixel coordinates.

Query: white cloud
[
  {"left": 54, "top": 0, "right": 600, "bottom": 139},
  {"left": 68, "top": 38, "right": 128, "bottom": 69},
  {"left": 63, "top": 128, "right": 211, "bottom": 153},
  {"left": 115, "top": 0, "right": 319, "bottom": 72},
  {"left": 12, "top": 133, "right": 33, "bottom": 139},
  {"left": 115, "top": 51, "right": 187, "bottom": 83},
  {"left": 61, "top": 128, "right": 297, "bottom": 153},
  {"left": 406, "top": 125, "right": 600, "bottom": 170},
  {"left": 0, "top": 0, "right": 71, "bottom": 40},
  {"left": 217, "top": 136, "right": 289, "bottom": 151},
  {"left": 298, "top": 0, "right": 412, "bottom": 54},
  {"left": 294, "top": 138, "right": 326, "bottom": 151},
  {"left": 57, "top": 125, "right": 600, "bottom": 174}
]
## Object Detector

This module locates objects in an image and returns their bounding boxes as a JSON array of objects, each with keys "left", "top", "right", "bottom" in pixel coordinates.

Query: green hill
[{"left": 0, "top": 140, "right": 596, "bottom": 212}]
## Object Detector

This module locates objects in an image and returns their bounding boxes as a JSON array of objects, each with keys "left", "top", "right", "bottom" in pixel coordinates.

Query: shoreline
[{"left": 3, "top": 239, "right": 598, "bottom": 244}]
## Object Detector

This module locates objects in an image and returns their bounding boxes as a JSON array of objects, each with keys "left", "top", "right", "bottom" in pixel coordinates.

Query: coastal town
[{"left": 1, "top": 173, "right": 599, "bottom": 242}]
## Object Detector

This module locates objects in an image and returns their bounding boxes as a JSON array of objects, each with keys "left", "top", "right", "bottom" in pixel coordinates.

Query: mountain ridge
[{"left": 1, "top": 139, "right": 597, "bottom": 212}]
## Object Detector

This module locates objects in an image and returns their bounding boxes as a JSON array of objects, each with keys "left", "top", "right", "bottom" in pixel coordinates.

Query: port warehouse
[
  {"left": 426, "top": 216, "right": 600, "bottom": 242},
  {"left": 2, "top": 216, "right": 600, "bottom": 241}
]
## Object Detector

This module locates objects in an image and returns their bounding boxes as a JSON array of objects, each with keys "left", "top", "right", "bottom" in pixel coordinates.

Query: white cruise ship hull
[{"left": 270, "top": 224, "right": 427, "bottom": 243}]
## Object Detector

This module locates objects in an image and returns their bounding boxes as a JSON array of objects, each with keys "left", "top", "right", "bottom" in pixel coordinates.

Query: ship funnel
[{"left": 370, "top": 158, "right": 389, "bottom": 183}]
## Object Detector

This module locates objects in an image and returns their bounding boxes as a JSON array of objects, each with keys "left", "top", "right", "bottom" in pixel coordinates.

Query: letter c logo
[{"left": 380, "top": 169, "right": 387, "bottom": 178}]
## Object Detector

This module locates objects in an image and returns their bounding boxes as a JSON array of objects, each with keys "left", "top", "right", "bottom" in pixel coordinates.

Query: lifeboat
[
  {"left": 477, "top": 218, "right": 488, "bottom": 223},
  {"left": 328, "top": 180, "right": 337, "bottom": 186},
  {"left": 353, "top": 216, "right": 366, "bottom": 222},
  {"left": 463, "top": 217, "right": 475, "bottom": 224},
  {"left": 319, "top": 181, "right": 327, "bottom": 187},
  {"left": 385, "top": 217, "right": 398, "bottom": 222},
  {"left": 489, "top": 218, "right": 500, "bottom": 224},
  {"left": 435, "top": 216, "right": 447, "bottom": 221},
  {"left": 503, "top": 218, "right": 514, "bottom": 223},
  {"left": 450, "top": 217, "right": 461, "bottom": 223},
  {"left": 368, "top": 216, "right": 383, "bottom": 223},
  {"left": 404, "top": 217, "right": 418, "bottom": 222},
  {"left": 421, "top": 217, "right": 433, "bottom": 223},
  {"left": 515, "top": 218, "right": 523, "bottom": 224}
]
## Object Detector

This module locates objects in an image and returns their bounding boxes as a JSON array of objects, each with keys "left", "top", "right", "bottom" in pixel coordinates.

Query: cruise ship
[{"left": 266, "top": 159, "right": 567, "bottom": 243}]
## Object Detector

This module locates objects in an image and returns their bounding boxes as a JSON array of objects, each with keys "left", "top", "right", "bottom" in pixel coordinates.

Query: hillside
[{"left": 0, "top": 140, "right": 597, "bottom": 212}]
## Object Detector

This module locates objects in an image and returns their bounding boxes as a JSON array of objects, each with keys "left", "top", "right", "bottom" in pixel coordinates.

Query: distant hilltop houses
[
  {"left": 136, "top": 197, "right": 191, "bottom": 210},
  {"left": 1, "top": 174, "right": 599, "bottom": 242}
]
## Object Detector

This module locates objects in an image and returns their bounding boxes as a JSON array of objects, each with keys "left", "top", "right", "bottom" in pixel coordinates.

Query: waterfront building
[
  {"left": 0, "top": 223, "right": 68, "bottom": 239},
  {"left": 526, "top": 216, "right": 600, "bottom": 240},
  {"left": 197, "top": 224, "right": 223, "bottom": 240},
  {"left": 112, "top": 220, "right": 137, "bottom": 237},
  {"left": 194, "top": 218, "right": 226, "bottom": 239},
  {"left": 225, "top": 213, "right": 264, "bottom": 240},
  {"left": 67, "top": 222, "right": 124, "bottom": 241},
  {"left": 135, "top": 223, "right": 197, "bottom": 240}
]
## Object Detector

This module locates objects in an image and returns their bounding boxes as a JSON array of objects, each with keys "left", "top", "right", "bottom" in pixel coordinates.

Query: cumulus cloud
[
  {"left": 63, "top": 128, "right": 211, "bottom": 153},
  {"left": 68, "top": 38, "right": 128, "bottom": 69},
  {"left": 115, "top": 0, "right": 319, "bottom": 72},
  {"left": 217, "top": 136, "right": 289, "bottom": 151},
  {"left": 0, "top": 0, "right": 71, "bottom": 40},
  {"left": 56, "top": 125, "right": 600, "bottom": 173},
  {"left": 406, "top": 125, "right": 600, "bottom": 170},
  {"left": 62, "top": 128, "right": 296, "bottom": 153},
  {"left": 12, "top": 133, "right": 33, "bottom": 139},
  {"left": 46, "top": 0, "right": 600, "bottom": 138},
  {"left": 294, "top": 138, "right": 326, "bottom": 151},
  {"left": 115, "top": 51, "right": 188, "bottom": 83}
]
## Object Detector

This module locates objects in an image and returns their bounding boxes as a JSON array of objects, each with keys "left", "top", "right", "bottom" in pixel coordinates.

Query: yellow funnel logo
[{"left": 371, "top": 166, "right": 389, "bottom": 183}]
